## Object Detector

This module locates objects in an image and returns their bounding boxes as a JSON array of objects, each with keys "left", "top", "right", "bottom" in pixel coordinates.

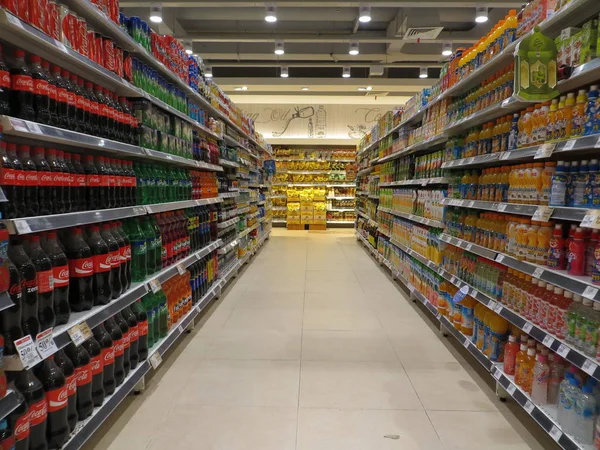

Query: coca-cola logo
[
  {"left": 28, "top": 400, "right": 48, "bottom": 426},
  {"left": 58, "top": 89, "right": 68, "bottom": 102},
  {"left": 13, "top": 76, "right": 33, "bottom": 91},
  {"left": 8, "top": 283, "right": 22, "bottom": 296},
  {"left": 40, "top": 174, "right": 53, "bottom": 183},
  {"left": 20, "top": 278, "right": 36, "bottom": 289},
  {"left": 75, "top": 366, "right": 91, "bottom": 384},
  {"left": 25, "top": 173, "right": 38, "bottom": 184},
  {"left": 57, "top": 389, "right": 68, "bottom": 402},
  {"left": 66, "top": 375, "right": 77, "bottom": 394},
  {"left": 0, "top": 72, "right": 10, "bottom": 88},
  {"left": 91, "top": 357, "right": 102, "bottom": 372},
  {"left": 88, "top": 175, "right": 101, "bottom": 184},
  {"left": 124, "top": 246, "right": 131, "bottom": 259},
  {"left": 103, "top": 348, "right": 115, "bottom": 363},
  {"left": 2, "top": 171, "right": 15, "bottom": 181},
  {"left": 14, "top": 418, "right": 29, "bottom": 439}
]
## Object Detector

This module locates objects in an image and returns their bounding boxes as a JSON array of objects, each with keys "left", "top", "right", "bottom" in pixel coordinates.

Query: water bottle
[
  {"left": 558, "top": 373, "right": 579, "bottom": 435},
  {"left": 573, "top": 382, "right": 596, "bottom": 444}
]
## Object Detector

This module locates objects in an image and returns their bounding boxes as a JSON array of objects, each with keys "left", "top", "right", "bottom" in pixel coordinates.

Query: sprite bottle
[{"left": 125, "top": 218, "right": 147, "bottom": 282}]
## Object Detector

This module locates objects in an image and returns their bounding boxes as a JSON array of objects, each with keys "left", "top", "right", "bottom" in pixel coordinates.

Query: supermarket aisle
[{"left": 88, "top": 229, "right": 553, "bottom": 450}]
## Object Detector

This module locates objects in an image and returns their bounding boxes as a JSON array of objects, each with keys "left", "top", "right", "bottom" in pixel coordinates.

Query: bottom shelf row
[{"left": 356, "top": 232, "right": 594, "bottom": 450}]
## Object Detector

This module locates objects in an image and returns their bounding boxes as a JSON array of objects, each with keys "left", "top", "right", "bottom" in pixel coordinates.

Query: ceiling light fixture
[
  {"left": 265, "top": 4, "right": 277, "bottom": 22},
  {"left": 419, "top": 66, "right": 428, "bottom": 78},
  {"left": 342, "top": 66, "right": 351, "bottom": 78},
  {"left": 349, "top": 42, "right": 359, "bottom": 55},
  {"left": 442, "top": 42, "right": 452, "bottom": 56},
  {"left": 274, "top": 41, "right": 285, "bottom": 55},
  {"left": 359, "top": 5, "right": 371, "bottom": 23},
  {"left": 280, "top": 66, "right": 289, "bottom": 78},
  {"left": 301, "top": 87, "right": 309, "bottom": 91},
  {"left": 475, "top": 6, "right": 488, "bottom": 23},
  {"left": 149, "top": 3, "right": 163, "bottom": 23},
  {"left": 358, "top": 86, "right": 373, "bottom": 91},
  {"left": 185, "top": 41, "right": 193, "bottom": 55},
  {"left": 234, "top": 87, "right": 243, "bottom": 91},
  {"left": 204, "top": 66, "right": 213, "bottom": 78}
]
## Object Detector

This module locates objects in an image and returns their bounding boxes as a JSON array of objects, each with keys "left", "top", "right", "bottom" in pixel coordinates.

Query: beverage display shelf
[
  {"left": 356, "top": 209, "right": 377, "bottom": 227},
  {"left": 358, "top": 237, "right": 590, "bottom": 450},
  {"left": 378, "top": 207, "right": 444, "bottom": 228},
  {"left": 328, "top": 208, "right": 354, "bottom": 212},
  {"left": 439, "top": 233, "right": 600, "bottom": 303},
  {"left": 218, "top": 192, "right": 241, "bottom": 199},
  {"left": 379, "top": 177, "right": 448, "bottom": 187},
  {"left": 439, "top": 267, "right": 600, "bottom": 381},
  {"left": 328, "top": 196, "right": 355, "bottom": 200},
  {"left": 442, "top": 198, "right": 589, "bottom": 222},
  {"left": 219, "top": 159, "right": 240, "bottom": 169},
  {"left": 375, "top": 133, "right": 448, "bottom": 165},
  {"left": 218, "top": 239, "right": 239, "bottom": 255},
  {"left": 326, "top": 220, "right": 355, "bottom": 224},
  {"left": 144, "top": 197, "right": 222, "bottom": 214},
  {"left": 238, "top": 222, "right": 260, "bottom": 239},
  {"left": 285, "top": 170, "right": 346, "bottom": 175},
  {"left": 445, "top": 97, "right": 528, "bottom": 136},
  {"left": 277, "top": 158, "right": 355, "bottom": 163},
  {"left": 356, "top": 232, "right": 378, "bottom": 258},
  {"left": 368, "top": 194, "right": 380, "bottom": 200},
  {"left": 0, "top": 390, "right": 23, "bottom": 423},
  {"left": 442, "top": 134, "right": 600, "bottom": 169},
  {"left": 61, "top": 278, "right": 223, "bottom": 450},
  {"left": 237, "top": 206, "right": 250, "bottom": 215},
  {"left": 369, "top": 158, "right": 380, "bottom": 166},
  {"left": 272, "top": 206, "right": 287, "bottom": 211},
  {"left": 217, "top": 217, "right": 239, "bottom": 230},
  {"left": 357, "top": 167, "right": 374, "bottom": 177},
  {"left": 49, "top": 239, "right": 223, "bottom": 353},
  {"left": 273, "top": 219, "right": 287, "bottom": 224},
  {"left": 377, "top": 227, "right": 391, "bottom": 238},
  {"left": 0, "top": 116, "right": 223, "bottom": 172}
]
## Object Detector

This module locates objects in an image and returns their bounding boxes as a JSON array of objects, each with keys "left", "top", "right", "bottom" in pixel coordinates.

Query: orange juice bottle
[
  {"left": 438, "top": 280, "right": 450, "bottom": 317},
  {"left": 571, "top": 89, "right": 587, "bottom": 137},
  {"left": 563, "top": 92, "right": 576, "bottom": 138},
  {"left": 523, "top": 163, "right": 533, "bottom": 204},
  {"left": 507, "top": 216, "right": 519, "bottom": 255},
  {"left": 498, "top": 166, "right": 509, "bottom": 202},
  {"left": 531, "top": 162, "right": 544, "bottom": 204},
  {"left": 536, "top": 221, "right": 554, "bottom": 266},
  {"left": 516, "top": 164, "right": 526, "bottom": 203},
  {"left": 546, "top": 99, "right": 558, "bottom": 141},
  {"left": 519, "top": 347, "right": 537, "bottom": 393},
  {"left": 514, "top": 340, "right": 529, "bottom": 385},
  {"left": 554, "top": 95, "right": 567, "bottom": 140},
  {"left": 505, "top": 9, "right": 518, "bottom": 44},
  {"left": 526, "top": 221, "right": 540, "bottom": 263},
  {"left": 487, "top": 313, "right": 509, "bottom": 361},
  {"left": 530, "top": 104, "right": 542, "bottom": 145},
  {"left": 540, "top": 162, "right": 556, "bottom": 205},
  {"left": 538, "top": 101, "right": 551, "bottom": 143},
  {"left": 520, "top": 107, "right": 535, "bottom": 148},
  {"left": 516, "top": 218, "right": 530, "bottom": 260}
]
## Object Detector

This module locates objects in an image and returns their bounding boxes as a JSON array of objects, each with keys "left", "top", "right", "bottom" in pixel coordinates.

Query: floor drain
[{"left": 383, "top": 434, "right": 400, "bottom": 440}]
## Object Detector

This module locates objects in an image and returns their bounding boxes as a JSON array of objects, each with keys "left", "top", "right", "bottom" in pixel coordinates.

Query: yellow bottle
[
  {"left": 571, "top": 89, "right": 587, "bottom": 137},
  {"left": 564, "top": 92, "right": 576, "bottom": 138},
  {"left": 538, "top": 101, "right": 551, "bottom": 143},
  {"left": 519, "top": 347, "right": 537, "bottom": 393},
  {"left": 526, "top": 220, "right": 540, "bottom": 263},
  {"left": 546, "top": 99, "right": 558, "bottom": 142},
  {"left": 531, "top": 162, "right": 544, "bottom": 204},
  {"left": 554, "top": 95, "right": 567, "bottom": 140},
  {"left": 487, "top": 313, "right": 509, "bottom": 361},
  {"left": 514, "top": 341, "right": 529, "bottom": 385},
  {"left": 530, "top": 104, "right": 542, "bottom": 145},
  {"left": 536, "top": 221, "right": 554, "bottom": 266}
]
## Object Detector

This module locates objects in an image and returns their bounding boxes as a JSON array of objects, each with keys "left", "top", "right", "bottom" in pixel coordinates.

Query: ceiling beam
[
  {"left": 210, "top": 62, "right": 443, "bottom": 68},
  {"left": 197, "top": 52, "right": 445, "bottom": 63},
  {"left": 122, "top": 0, "right": 522, "bottom": 7}
]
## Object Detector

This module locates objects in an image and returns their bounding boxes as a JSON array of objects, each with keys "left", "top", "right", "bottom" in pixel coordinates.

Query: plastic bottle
[
  {"left": 548, "top": 353, "right": 564, "bottom": 404},
  {"left": 585, "top": 302, "right": 600, "bottom": 357},
  {"left": 568, "top": 227, "right": 586, "bottom": 276},
  {"left": 504, "top": 335, "right": 520, "bottom": 375},
  {"left": 573, "top": 382, "right": 597, "bottom": 444},
  {"left": 558, "top": 373, "right": 579, "bottom": 434},
  {"left": 531, "top": 352, "right": 550, "bottom": 404},
  {"left": 566, "top": 161, "right": 579, "bottom": 207},
  {"left": 514, "top": 341, "right": 529, "bottom": 386},
  {"left": 585, "top": 85, "right": 599, "bottom": 136},
  {"left": 554, "top": 96, "right": 567, "bottom": 140},
  {"left": 547, "top": 99, "right": 558, "bottom": 141},
  {"left": 564, "top": 93, "right": 576, "bottom": 138},
  {"left": 572, "top": 89, "right": 588, "bottom": 138},
  {"left": 586, "top": 159, "right": 599, "bottom": 207},
  {"left": 574, "top": 160, "right": 590, "bottom": 207},
  {"left": 567, "top": 293, "right": 583, "bottom": 344},
  {"left": 577, "top": 299, "right": 594, "bottom": 350},
  {"left": 519, "top": 347, "right": 537, "bottom": 393},
  {"left": 549, "top": 161, "right": 568, "bottom": 206},
  {"left": 547, "top": 224, "right": 565, "bottom": 269}
]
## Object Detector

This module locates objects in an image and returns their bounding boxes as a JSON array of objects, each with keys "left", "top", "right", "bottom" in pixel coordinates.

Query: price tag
[
  {"left": 7, "top": 14, "right": 24, "bottom": 28},
  {"left": 467, "top": 201, "right": 475, "bottom": 208},
  {"left": 582, "top": 359, "right": 598, "bottom": 375},
  {"left": 465, "top": 243, "right": 472, "bottom": 251},
  {"left": 488, "top": 300, "right": 497, "bottom": 310},
  {"left": 10, "top": 118, "right": 29, "bottom": 133},
  {"left": 421, "top": 180, "right": 428, "bottom": 186},
  {"left": 26, "top": 122, "right": 42, "bottom": 134},
  {"left": 532, "top": 206, "right": 554, "bottom": 222},
  {"left": 583, "top": 286, "right": 599, "bottom": 300},
  {"left": 542, "top": 335, "right": 555, "bottom": 347},
  {"left": 408, "top": 285, "right": 416, "bottom": 293},
  {"left": 524, "top": 400, "right": 535, "bottom": 414},
  {"left": 506, "top": 384, "right": 516, "bottom": 395},
  {"left": 463, "top": 338, "right": 470, "bottom": 348},
  {"left": 549, "top": 425, "right": 562, "bottom": 442},
  {"left": 496, "top": 254, "right": 505, "bottom": 263},
  {"left": 466, "top": 157, "right": 475, "bottom": 164},
  {"left": 557, "top": 343, "right": 570, "bottom": 357},
  {"left": 522, "top": 322, "right": 533, "bottom": 333},
  {"left": 534, "top": 142, "right": 556, "bottom": 159},
  {"left": 176, "top": 264, "right": 187, "bottom": 276},
  {"left": 470, "top": 288, "right": 478, "bottom": 298},
  {"left": 494, "top": 303, "right": 504, "bottom": 314},
  {"left": 148, "top": 279, "right": 162, "bottom": 293},
  {"left": 149, "top": 352, "right": 162, "bottom": 369},
  {"left": 562, "top": 139, "right": 577, "bottom": 151},
  {"left": 14, "top": 335, "right": 42, "bottom": 370},
  {"left": 493, "top": 369, "right": 502, "bottom": 380},
  {"left": 497, "top": 203, "right": 507, "bottom": 212},
  {"left": 532, "top": 267, "right": 544, "bottom": 279},
  {"left": 450, "top": 276, "right": 457, "bottom": 284},
  {"left": 67, "top": 321, "right": 92, "bottom": 346},
  {"left": 500, "top": 152, "right": 511, "bottom": 160},
  {"left": 14, "top": 221, "right": 32, "bottom": 234},
  {"left": 580, "top": 210, "right": 600, "bottom": 229},
  {"left": 35, "top": 329, "right": 58, "bottom": 359}
]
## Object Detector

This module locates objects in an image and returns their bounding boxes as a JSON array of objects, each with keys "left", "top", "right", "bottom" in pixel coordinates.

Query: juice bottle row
[
  {"left": 445, "top": 115, "right": 515, "bottom": 161},
  {"left": 378, "top": 188, "right": 446, "bottom": 222},
  {"left": 383, "top": 216, "right": 443, "bottom": 265}
]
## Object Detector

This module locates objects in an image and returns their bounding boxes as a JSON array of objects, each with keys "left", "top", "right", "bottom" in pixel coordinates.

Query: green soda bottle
[
  {"left": 125, "top": 218, "right": 148, "bottom": 282},
  {"left": 142, "top": 293, "right": 155, "bottom": 348},
  {"left": 148, "top": 216, "right": 163, "bottom": 270},
  {"left": 157, "top": 289, "right": 169, "bottom": 338},
  {"left": 140, "top": 217, "right": 157, "bottom": 274}
]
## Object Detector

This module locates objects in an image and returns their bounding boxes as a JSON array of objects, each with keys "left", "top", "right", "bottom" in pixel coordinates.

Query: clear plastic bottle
[
  {"left": 547, "top": 353, "right": 564, "bottom": 405},
  {"left": 557, "top": 373, "right": 579, "bottom": 435},
  {"left": 573, "top": 382, "right": 596, "bottom": 444},
  {"left": 566, "top": 294, "right": 582, "bottom": 345},
  {"left": 530, "top": 352, "right": 549, "bottom": 404}
]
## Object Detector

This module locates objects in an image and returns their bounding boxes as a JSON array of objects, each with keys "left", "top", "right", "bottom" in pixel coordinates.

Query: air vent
[{"left": 402, "top": 27, "right": 444, "bottom": 41}]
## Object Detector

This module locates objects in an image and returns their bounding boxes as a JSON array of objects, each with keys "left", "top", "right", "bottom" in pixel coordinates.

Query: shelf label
[
  {"left": 524, "top": 400, "right": 535, "bottom": 414},
  {"left": 493, "top": 303, "right": 504, "bottom": 314},
  {"left": 463, "top": 338, "right": 470, "bottom": 349},
  {"left": 583, "top": 286, "right": 599, "bottom": 300},
  {"left": 532, "top": 206, "right": 554, "bottom": 222},
  {"left": 450, "top": 276, "right": 457, "bottom": 284},
  {"left": 582, "top": 359, "right": 598, "bottom": 375},
  {"left": 534, "top": 142, "right": 556, "bottom": 159},
  {"left": 465, "top": 243, "right": 472, "bottom": 251},
  {"left": 176, "top": 264, "right": 187, "bottom": 276},
  {"left": 148, "top": 279, "right": 162, "bottom": 293},
  {"left": 493, "top": 369, "right": 502, "bottom": 380},
  {"left": 10, "top": 118, "right": 29, "bottom": 133},
  {"left": 562, "top": 139, "right": 577, "bottom": 151},
  {"left": 7, "top": 13, "right": 24, "bottom": 28},
  {"left": 26, "top": 122, "right": 42, "bottom": 134},
  {"left": 488, "top": 300, "right": 497, "bottom": 310},
  {"left": 522, "top": 322, "right": 533, "bottom": 333},
  {"left": 542, "top": 335, "right": 555, "bottom": 348},
  {"left": 14, "top": 335, "right": 42, "bottom": 370},
  {"left": 557, "top": 343, "right": 570, "bottom": 358},
  {"left": 580, "top": 210, "right": 600, "bottom": 229},
  {"left": 467, "top": 201, "right": 475, "bottom": 208},
  {"left": 178, "top": 324, "right": 184, "bottom": 333},
  {"left": 68, "top": 321, "right": 92, "bottom": 346},
  {"left": 532, "top": 267, "right": 544, "bottom": 279},
  {"left": 470, "top": 288, "right": 478, "bottom": 298},
  {"left": 149, "top": 352, "right": 162, "bottom": 369},
  {"left": 549, "top": 425, "right": 562, "bottom": 442},
  {"left": 497, "top": 203, "right": 507, "bottom": 212},
  {"left": 13, "top": 221, "right": 32, "bottom": 234},
  {"left": 35, "top": 329, "right": 58, "bottom": 359},
  {"left": 421, "top": 180, "right": 428, "bottom": 186},
  {"left": 495, "top": 254, "right": 505, "bottom": 263},
  {"left": 506, "top": 384, "right": 516, "bottom": 395},
  {"left": 500, "top": 152, "right": 511, "bottom": 160}
]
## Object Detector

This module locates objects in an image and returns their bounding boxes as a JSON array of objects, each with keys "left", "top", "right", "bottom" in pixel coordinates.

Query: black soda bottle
[
  {"left": 71, "top": 153, "right": 87, "bottom": 212},
  {"left": 64, "top": 343, "right": 93, "bottom": 420},
  {"left": 24, "top": 235, "right": 55, "bottom": 332},
  {"left": 0, "top": 44, "right": 10, "bottom": 115},
  {"left": 113, "top": 313, "right": 130, "bottom": 377},
  {"left": 52, "top": 65, "right": 69, "bottom": 130},
  {"left": 92, "top": 323, "right": 115, "bottom": 396},
  {"left": 0, "top": 140, "right": 18, "bottom": 219},
  {"left": 41, "top": 60, "right": 58, "bottom": 127},
  {"left": 46, "top": 149, "right": 65, "bottom": 215},
  {"left": 61, "top": 69, "right": 76, "bottom": 131},
  {"left": 10, "top": 369, "right": 47, "bottom": 450},
  {"left": 30, "top": 55, "right": 50, "bottom": 124},
  {"left": 63, "top": 153, "right": 77, "bottom": 213},
  {"left": 104, "top": 317, "right": 124, "bottom": 387},
  {"left": 83, "top": 155, "right": 99, "bottom": 210},
  {"left": 84, "top": 225, "right": 111, "bottom": 306},
  {"left": 41, "top": 231, "right": 70, "bottom": 326},
  {"left": 64, "top": 227, "right": 94, "bottom": 312},
  {"left": 3, "top": 257, "right": 24, "bottom": 355},
  {"left": 121, "top": 306, "right": 139, "bottom": 370},
  {"left": 17, "top": 145, "right": 39, "bottom": 217},
  {"left": 8, "top": 236, "right": 39, "bottom": 340},
  {"left": 56, "top": 150, "right": 71, "bottom": 213},
  {"left": 101, "top": 223, "right": 122, "bottom": 298},
  {"left": 31, "top": 147, "right": 51, "bottom": 216},
  {"left": 53, "top": 349, "right": 77, "bottom": 432},
  {"left": 131, "top": 300, "right": 148, "bottom": 361},
  {"left": 85, "top": 82, "right": 99, "bottom": 136},
  {"left": 95, "top": 156, "right": 111, "bottom": 209},
  {"left": 10, "top": 49, "right": 35, "bottom": 121},
  {"left": 81, "top": 336, "right": 104, "bottom": 407}
]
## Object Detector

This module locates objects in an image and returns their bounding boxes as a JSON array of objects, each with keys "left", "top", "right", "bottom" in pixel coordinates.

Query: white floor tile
[
  {"left": 302, "top": 330, "right": 398, "bottom": 362},
  {"left": 206, "top": 329, "right": 302, "bottom": 360},
  {"left": 303, "top": 307, "right": 382, "bottom": 331}
]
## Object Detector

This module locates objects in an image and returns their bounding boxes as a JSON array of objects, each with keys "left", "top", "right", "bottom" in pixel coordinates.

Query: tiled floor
[{"left": 86, "top": 229, "right": 557, "bottom": 450}]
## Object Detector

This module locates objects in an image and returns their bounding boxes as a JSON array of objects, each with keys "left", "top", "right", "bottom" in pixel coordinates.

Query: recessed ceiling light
[
  {"left": 280, "top": 66, "right": 289, "bottom": 78},
  {"left": 342, "top": 66, "right": 351, "bottom": 78},
  {"left": 301, "top": 87, "right": 309, "bottom": 91},
  {"left": 349, "top": 42, "right": 359, "bottom": 55},
  {"left": 442, "top": 42, "right": 452, "bottom": 56},
  {"left": 274, "top": 41, "right": 285, "bottom": 55},
  {"left": 358, "top": 86, "right": 373, "bottom": 91},
  {"left": 419, "top": 66, "right": 428, "bottom": 78},
  {"left": 359, "top": 5, "right": 371, "bottom": 23},
  {"left": 366, "top": 86, "right": 372, "bottom": 91},
  {"left": 241, "top": 86, "right": 248, "bottom": 90},
  {"left": 234, "top": 87, "right": 243, "bottom": 91},
  {"left": 150, "top": 3, "right": 162, "bottom": 23},
  {"left": 265, "top": 4, "right": 277, "bottom": 22},
  {"left": 475, "top": 6, "right": 488, "bottom": 23}
]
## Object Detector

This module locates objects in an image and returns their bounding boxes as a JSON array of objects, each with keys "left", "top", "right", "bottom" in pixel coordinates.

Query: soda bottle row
[
  {"left": 549, "top": 159, "right": 600, "bottom": 208},
  {"left": 0, "top": 47, "right": 138, "bottom": 145},
  {"left": 133, "top": 163, "right": 193, "bottom": 205}
]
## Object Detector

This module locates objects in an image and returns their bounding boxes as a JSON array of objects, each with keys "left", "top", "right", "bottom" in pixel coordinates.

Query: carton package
[{"left": 579, "top": 19, "right": 598, "bottom": 66}]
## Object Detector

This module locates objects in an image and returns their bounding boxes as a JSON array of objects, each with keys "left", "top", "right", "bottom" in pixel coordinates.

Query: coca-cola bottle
[
  {"left": 0, "top": 140, "right": 18, "bottom": 219},
  {"left": 10, "top": 49, "right": 35, "bottom": 121},
  {"left": 131, "top": 300, "right": 148, "bottom": 361},
  {"left": 84, "top": 82, "right": 99, "bottom": 136},
  {"left": 103, "top": 317, "right": 124, "bottom": 387},
  {"left": 81, "top": 336, "right": 104, "bottom": 407},
  {"left": 46, "top": 149, "right": 65, "bottom": 215},
  {"left": 61, "top": 70, "right": 76, "bottom": 131},
  {"left": 83, "top": 155, "right": 99, "bottom": 210},
  {"left": 52, "top": 349, "right": 77, "bottom": 432},
  {"left": 121, "top": 306, "right": 138, "bottom": 370},
  {"left": 0, "top": 45, "right": 11, "bottom": 115},
  {"left": 85, "top": 225, "right": 111, "bottom": 306},
  {"left": 0, "top": 419, "right": 15, "bottom": 450},
  {"left": 94, "top": 85, "right": 109, "bottom": 139},
  {"left": 24, "top": 235, "right": 55, "bottom": 332},
  {"left": 110, "top": 93, "right": 123, "bottom": 142},
  {"left": 64, "top": 343, "right": 93, "bottom": 419},
  {"left": 111, "top": 222, "right": 130, "bottom": 292},
  {"left": 77, "top": 78, "right": 90, "bottom": 135},
  {"left": 118, "top": 97, "right": 132, "bottom": 145},
  {"left": 111, "top": 159, "right": 123, "bottom": 208},
  {"left": 71, "top": 153, "right": 86, "bottom": 212},
  {"left": 103, "top": 89, "right": 116, "bottom": 141},
  {"left": 33, "top": 357, "right": 69, "bottom": 449},
  {"left": 70, "top": 74, "right": 85, "bottom": 134},
  {"left": 62, "top": 153, "right": 77, "bottom": 213},
  {"left": 17, "top": 145, "right": 39, "bottom": 217},
  {"left": 40, "top": 231, "right": 69, "bottom": 326},
  {"left": 100, "top": 224, "right": 121, "bottom": 299},
  {"left": 6, "top": 144, "right": 25, "bottom": 218},
  {"left": 92, "top": 324, "right": 115, "bottom": 396},
  {"left": 8, "top": 236, "right": 39, "bottom": 339},
  {"left": 105, "top": 158, "right": 116, "bottom": 209},
  {"left": 31, "top": 147, "right": 51, "bottom": 216},
  {"left": 6, "top": 387, "right": 29, "bottom": 450},
  {"left": 10, "top": 370, "right": 47, "bottom": 450},
  {"left": 65, "top": 227, "right": 93, "bottom": 312},
  {"left": 41, "top": 60, "right": 57, "bottom": 127},
  {"left": 113, "top": 313, "right": 130, "bottom": 377},
  {"left": 2, "top": 257, "right": 24, "bottom": 355},
  {"left": 30, "top": 55, "right": 50, "bottom": 125},
  {"left": 52, "top": 65, "right": 69, "bottom": 130},
  {"left": 55, "top": 150, "right": 71, "bottom": 213},
  {"left": 126, "top": 161, "right": 137, "bottom": 206},
  {"left": 95, "top": 156, "right": 110, "bottom": 209}
]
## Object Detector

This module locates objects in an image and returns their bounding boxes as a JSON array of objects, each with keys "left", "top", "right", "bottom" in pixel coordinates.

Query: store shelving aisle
[{"left": 86, "top": 229, "right": 553, "bottom": 450}]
